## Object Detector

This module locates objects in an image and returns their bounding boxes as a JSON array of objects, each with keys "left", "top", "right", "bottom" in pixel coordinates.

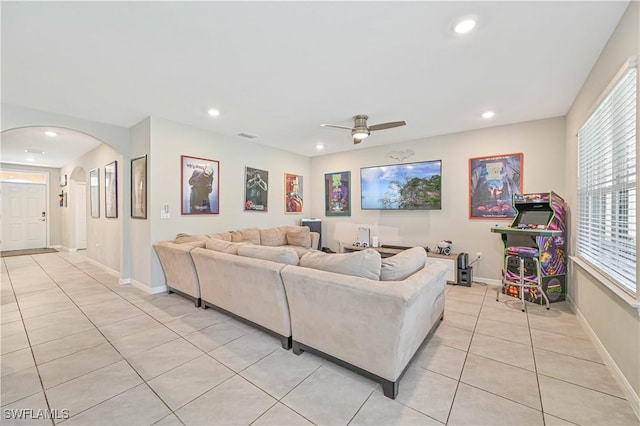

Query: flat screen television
[
  {"left": 514, "top": 208, "right": 552, "bottom": 226},
  {"left": 361, "top": 160, "right": 442, "bottom": 210}
]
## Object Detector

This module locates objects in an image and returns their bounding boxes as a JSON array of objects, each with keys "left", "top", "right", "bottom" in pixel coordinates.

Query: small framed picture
[
  {"left": 104, "top": 161, "right": 118, "bottom": 218},
  {"left": 181, "top": 155, "right": 219, "bottom": 215},
  {"left": 469, "top": 152, "right": 523, "bottom": 219},
  {"left": 284, "top": 173, "right": 303, "bottom": 213},
  {"left": 324, "top": 171, "right": 351, "bottom": 216},
  {"left": 131, "top": 155, "right": 147, "bottom": 219},
  {"left": 244, "top": 166, "right": 269, "bottom": 211}
]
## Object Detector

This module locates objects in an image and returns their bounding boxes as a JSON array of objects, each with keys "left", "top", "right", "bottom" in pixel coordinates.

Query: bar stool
[{"left": 496, "top": 246, "right": 549, "bottom": 312}]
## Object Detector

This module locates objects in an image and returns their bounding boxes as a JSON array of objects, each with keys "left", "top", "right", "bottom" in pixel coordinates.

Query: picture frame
[
  {"left": 324, "top": 171, "right": 351, "bottom": 216},
  {"left": 104, "top": 161, "right": 118, "bottom": 218},
  {"left": 181, "top": 155, "right": 219, "bottom": 215},
  {"left": 469, "top": 152, "right": 523, "bottom": 219},
  {"left": 244, "top": 166, "right": 269, "bottom": 211},
  {"left": 284, "top": 172, "right": 303, "bottom": 213},
  {"left": 131, "top": 155, "right": 147, "bottom": 219},
  {"left": 361, "top": 160, "right": 442, "bottom": 210},
  {"left": 89, "top": 168, "right": 100, "bottom": 218}
]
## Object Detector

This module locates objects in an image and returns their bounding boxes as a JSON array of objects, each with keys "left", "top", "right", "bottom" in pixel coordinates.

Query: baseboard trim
[
  {"left": 83, "top": 257, "right": 120, "bottom": 277},
  {"left": 474, "top": 276, "right": 501, "bottom": 286},
  {"left": 51, "top": 245, "right": 77, "bottom": 253},
  {"left": 131, "top": 279, "right": 167, "bottom": 295},
  {"left": 569, "top": 297, "right": 640, "bottom": 419}
]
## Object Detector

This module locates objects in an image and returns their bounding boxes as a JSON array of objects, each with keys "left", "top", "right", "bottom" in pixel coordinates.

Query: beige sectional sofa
[
  {"left": 281, "top": 248, "right": 447, "bottom": 399},
  {"left": 153, "top": 226, "right": 447, "bottom": 399}
]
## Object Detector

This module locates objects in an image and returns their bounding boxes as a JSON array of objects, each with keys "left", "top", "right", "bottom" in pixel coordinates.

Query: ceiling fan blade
[
  {"left": 369, "top": 121, "right": 406, "bottom": 131},
  {"left": 320, "top": 124, "right": 352, "bottom": 130}
]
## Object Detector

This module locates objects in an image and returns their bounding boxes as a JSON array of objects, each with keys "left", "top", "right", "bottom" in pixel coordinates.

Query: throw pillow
[
  {"left": 205, "top": 238, "right": 248, "bottom": 254},
  {"left": 237, "top": 245, "right": 299, "bottom": 265},
  {"left": 286, "top": 226, "right": 311, "bottom": 248},
  {"left": 173, "top": 233, "right": 208, "bottom": 244},
  {"left": 300, "top": 249, "right": 381, "bottom": 280},
  {"left": 380, "top": 247, "right": 426, "bottom": 281},
  {"left": 260, "top": 226, "right": 289, "bottom": 247},
  {"left": 230, "top": 228, "right": 261, "bottom": 245}
]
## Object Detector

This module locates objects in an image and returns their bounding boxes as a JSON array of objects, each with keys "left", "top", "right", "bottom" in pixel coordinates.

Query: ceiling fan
[{"left": 321, "top": 114, "right": 407, "bottom": 144}]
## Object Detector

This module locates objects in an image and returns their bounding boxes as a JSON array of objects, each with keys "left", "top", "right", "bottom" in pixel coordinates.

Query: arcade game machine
[{"left": 491, "top": 192, "right": 567, "bottom": 304}]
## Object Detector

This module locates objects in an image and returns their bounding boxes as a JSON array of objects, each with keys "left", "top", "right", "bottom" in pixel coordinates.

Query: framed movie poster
[
  {"left": 244, "top": 167, "right": 269, "bottom": 211},
  {"left": 131, "top": 155, "right": 147, "bottom": 219},
  {"left": 181, "top": 155, "right": 219, "bottom": 215},
  {"left": 89, "top": 168, "right": 100, "bottom": 218},
  {"left": 469, "top": 152, "right": 523, "bottom": 219},
  {"left": 324, "top": 171, "right": 350, "bottom": 216},
  {"left": 104, "top": 161, "right": 118, "bottom": 218},
  {"left": 284, "top": 172, "right": 303, "bottom": 213}
]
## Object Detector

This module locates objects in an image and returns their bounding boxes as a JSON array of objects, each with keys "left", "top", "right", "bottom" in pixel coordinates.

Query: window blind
[{"left": 577, "top": 64, "right": 637, "bottom": 294}]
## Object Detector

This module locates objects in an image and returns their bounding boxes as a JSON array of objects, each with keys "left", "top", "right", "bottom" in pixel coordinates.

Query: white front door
[{"left": 1, "top": 182, "right": 47, "bottom": 250}]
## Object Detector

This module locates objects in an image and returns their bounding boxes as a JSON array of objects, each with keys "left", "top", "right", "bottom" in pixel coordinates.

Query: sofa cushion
[
  {"left": 230, "top": 228, "right": 261, "bottom": 245},
  {"left": 208, "top": 231, "right": 232, "bottom": 241},
  {"left": 173, "top": 233, "right": 208, "bottom": 244},
  {"left": 205, "top": 238, "right": 248, "bottom": 254},
  {"left": 380, "top": 247, "right": 427, "bottom": 281},
  {"left": 260, "top": 226, "right": 289, "bottom": 247},
  {"left": 300, "top": 249, "right": 381, "bottom": 280},
  {"left": 286, "top": 226, "right": 311, "bottom": 248},
  {"left": 238, "top": 245, "right": 299, "bottom": 265}
]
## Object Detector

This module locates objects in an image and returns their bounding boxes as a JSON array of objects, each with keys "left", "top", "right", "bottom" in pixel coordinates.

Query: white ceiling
[{"left": 0, "top": 1, "right": 630, "bottom": 167}]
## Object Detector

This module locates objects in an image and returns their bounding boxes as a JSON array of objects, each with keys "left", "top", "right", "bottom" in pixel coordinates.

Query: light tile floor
[{"left": 1, "top": 252, "right": 638, "bottom": 425}]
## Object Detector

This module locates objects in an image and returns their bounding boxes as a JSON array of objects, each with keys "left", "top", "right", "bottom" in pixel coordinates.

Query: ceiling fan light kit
[{"left": 321, "top": 114, "right": 406, "bottom": 145}]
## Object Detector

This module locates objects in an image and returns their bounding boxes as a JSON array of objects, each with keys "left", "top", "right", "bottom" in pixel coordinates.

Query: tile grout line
[
  {"left": 2, "top": 256, "right": 55, "bottom": 426},
  {"left": 29, "top": 253, "right": 184, "bottom": 425},
  {"left": 443, "top": 283, "right": 487, "bottom": 425}
]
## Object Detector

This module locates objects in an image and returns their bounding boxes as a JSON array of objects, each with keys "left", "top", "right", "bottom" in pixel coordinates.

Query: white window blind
[{"left": 577, "top": 62, "right": 637, "bottom": 295}]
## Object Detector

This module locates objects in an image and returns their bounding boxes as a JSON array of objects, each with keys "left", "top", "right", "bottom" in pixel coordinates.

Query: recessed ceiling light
[
  {"left": 44, "top": 131, "right": 57, "bottom": 137},
  {"left": 482, "top": 111, "right": 495, "bottom": 119},
  {"left": 315, "top": 144, "right": 324, "bottom": 150},
  {"left": 26, "top": 158, "right": 35, "bottom": 162},
  {"left": 207, "top": 108, "right": 220, "bottom": 117},
  {"left": 453, "top": 18, "right": 477, "bottom": 34}
]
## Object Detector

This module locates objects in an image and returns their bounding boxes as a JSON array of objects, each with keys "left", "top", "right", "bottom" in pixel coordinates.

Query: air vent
[{"left": 237, "top": 132, "right": 258, "bottom": 139}]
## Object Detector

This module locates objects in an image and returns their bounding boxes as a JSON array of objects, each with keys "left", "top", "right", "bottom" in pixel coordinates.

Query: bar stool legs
[{"left": 496, "top": 250, "right": 549, "bottom": 312}]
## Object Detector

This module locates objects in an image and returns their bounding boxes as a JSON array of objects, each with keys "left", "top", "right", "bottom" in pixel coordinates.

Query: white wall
[
  {"left": 61, "top": 144, "right": 123, "bottom": 272},
  {"left": 310, "top": 116, "right": 566, "bottom": 282},
  {"left": 147, "top": 117, "right": 312, "bottom": 290},
  {"left": 129, "top": 118, "right": 152, "bottom": 288},
  {"left": 564, "top": 1, "right": 639, "bottom": 411},
  {"left": 0, "top": 162, "right": 62, "bottom": 247}
]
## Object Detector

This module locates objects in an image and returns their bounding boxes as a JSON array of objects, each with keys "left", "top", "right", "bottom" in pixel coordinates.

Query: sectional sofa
[{"left": 153, "top": 226, "right": 447, "bottom": 399}]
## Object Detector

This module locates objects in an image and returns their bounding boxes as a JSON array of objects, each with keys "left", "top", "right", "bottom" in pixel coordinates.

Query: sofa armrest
[
  {"left": 281, "top": 261, "right": 447, "bottom": 381},
  {"left": 152, "top": 241, "right": 201, "bottom": 299}
]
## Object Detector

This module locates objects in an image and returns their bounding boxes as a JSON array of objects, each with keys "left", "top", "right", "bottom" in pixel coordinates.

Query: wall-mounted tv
[{"left": 361, "top": 160, "right": 442, "bottom": 210}]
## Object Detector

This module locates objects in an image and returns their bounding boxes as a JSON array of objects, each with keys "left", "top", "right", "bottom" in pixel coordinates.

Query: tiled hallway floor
[{"left": 1, "top": 252, "right": 638, "bottom": 425}]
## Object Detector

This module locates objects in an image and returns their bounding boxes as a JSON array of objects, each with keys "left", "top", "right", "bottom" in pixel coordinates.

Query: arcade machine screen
[{"left": 515, "top": 209, "right": 552, "bottom": 228}]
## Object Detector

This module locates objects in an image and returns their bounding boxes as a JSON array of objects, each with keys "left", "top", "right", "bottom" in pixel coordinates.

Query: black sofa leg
[
  {"left": 382, "top": 379, "right": 398, "bottom": 399},
  {"left": 292, "top": 341, "right": 305, "bottom": 355},
  {"left": 167, "top": 287, "right": 173, "bottom": 294},
  {"left": 195, "top": 298, "right": 201, "bottom": 308}
]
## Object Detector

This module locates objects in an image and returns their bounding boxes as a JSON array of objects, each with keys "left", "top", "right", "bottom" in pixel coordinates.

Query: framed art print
[
  {"left": 181, "top": 155, "right": 219, "bottom": 215},
  {"left": 89, "top": 168, "right": 100, "bottom": 218},
  {"left": 104, "top": 161, "right": 118, "bottom": 218},
  {"left": 284, "top": 173, "right": 303, "bottom": 213},
  {"left": 131, "top": 155, "right": 147, "bottom": 219},
  {"left": 469, "top": 152, "right": 523, "bottom": 219},
  {"left": 244, "top": 166, "right": 269, "bottom": 211},
  {"left": 324, "top": 171, "right": 350, "bottom": 216}
]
